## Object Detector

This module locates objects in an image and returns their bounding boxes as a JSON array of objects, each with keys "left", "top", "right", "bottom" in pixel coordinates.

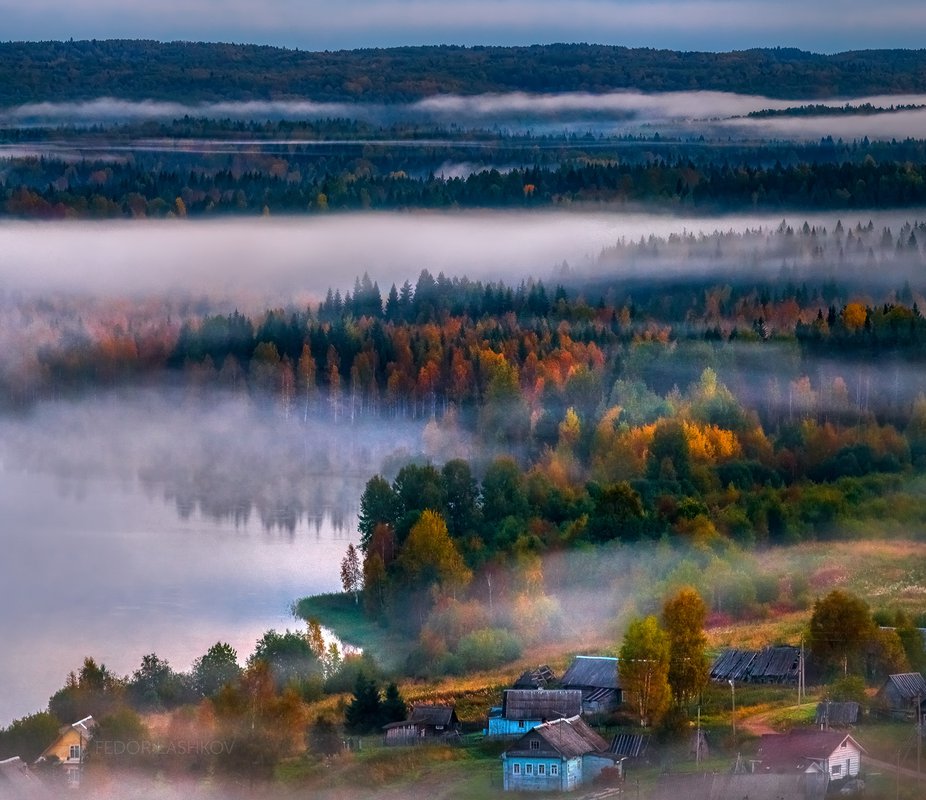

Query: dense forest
[
  {"left": 4, "top": 41, "right": 926, "bottom": 104},
  {"left": 9, "top": 133, "right": 926, "bottom": 217}
]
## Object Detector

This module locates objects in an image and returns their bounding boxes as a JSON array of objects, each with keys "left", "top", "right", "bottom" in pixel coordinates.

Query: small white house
[{"left": 757, "top": 730, "right": 864, "bottom": 782}]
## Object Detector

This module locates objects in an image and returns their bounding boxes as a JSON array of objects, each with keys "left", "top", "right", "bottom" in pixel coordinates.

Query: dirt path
[
  {"left": 862, "top": 755, "right": 926, "bottom": 783},
  {"left": 738, "top": 709, "right": 776, "bottom": 737}
]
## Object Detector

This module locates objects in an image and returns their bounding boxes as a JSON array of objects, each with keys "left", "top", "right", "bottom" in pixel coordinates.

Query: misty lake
[{"left": 0, "top": 390, "right": 435, "bottom": 726}]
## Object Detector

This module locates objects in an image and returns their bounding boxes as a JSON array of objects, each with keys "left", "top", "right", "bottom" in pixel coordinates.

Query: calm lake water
[{"left": 0, "top": 391, "right": 431, "bottom": 726}]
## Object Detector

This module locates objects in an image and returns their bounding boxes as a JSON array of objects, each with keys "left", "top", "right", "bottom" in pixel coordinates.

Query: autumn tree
[
  {"left": 619, "top": 616, "right": 672, "bottom": 727},
  {"left": 662, "top": 587, "right": 709, "bottom": 709},
  {"left": 340, "top": 543, "right": 363, "bottom": 603},
  {"left": 809, "top": 589, "right": 875, "bottom": 677},
  {"left": 396, "top": 510, "right": 472, "bottom": 599}
]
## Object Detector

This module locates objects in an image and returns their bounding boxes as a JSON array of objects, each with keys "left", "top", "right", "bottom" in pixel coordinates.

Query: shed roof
[
  {"left": 502, "top": 689, "right": 582, "bottom": 721},
  {"left": 814, "top": 701, "right": 859, "bottom": 727},
  {"left": 561, "top": 656, "right": 620, "bottom": 690},
  {"left": 513, "top": 665, "right": 556, "bottom": 689},
  {"left": 882, "top": 672, "right": 926, "bottom": 700},
  {"left": 609, "top": 733, "right": 650, "bottom": 758}
]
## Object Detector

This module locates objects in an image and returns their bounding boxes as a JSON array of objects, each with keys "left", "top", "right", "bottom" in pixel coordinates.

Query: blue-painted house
[
  {"left": 500, "top": 715, "right": 623, "bottom": 792},
  {"left": 487, "top": 689, "right": 583, "bottom": 737}
]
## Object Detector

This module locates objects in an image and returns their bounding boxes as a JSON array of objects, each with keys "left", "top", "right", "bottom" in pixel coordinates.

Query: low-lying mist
[
  {"left": 8, "top": 91, "right": 926, "bottom": 139},
  {"left": 2, "top": 210, "right": 926, "bottom": 304}
]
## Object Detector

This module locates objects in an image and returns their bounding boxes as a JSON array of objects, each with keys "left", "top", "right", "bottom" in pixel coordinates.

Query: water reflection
[{"left": 0, "top": 390, "right": 430, "bottom": 725}]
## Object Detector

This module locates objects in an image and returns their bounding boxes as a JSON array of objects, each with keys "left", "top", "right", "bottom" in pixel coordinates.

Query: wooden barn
[
  {"left": 710, "top": 645, "right": 800, "bottom": 685},
  {"left": 383, "top": 705, "right": 461, "bottom": 745},
  {"left": 877, "top": 672, "right": 926, "bottom": 717},
  {"left": 560, "top": 656, "right": 621, "bottom": 715},
  {"left": 487, "top": 689, "right": 583, "bottom": 737},
  {"left": 814, "top": 701, "right": 860, "bottom": 728}
]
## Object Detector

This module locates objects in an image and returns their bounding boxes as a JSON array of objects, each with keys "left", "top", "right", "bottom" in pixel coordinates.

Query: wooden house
[
  {"left": 383, "top": 705, "right": 460, "bottom": 745},
  {"left": 487, "top": 689, "right": 582, "bottom": 737},
  {"left": 559, "top": 656, "right": 621, "bottom": 715},
  {"left": 500, "top": 715, "right": 622, "bottom": 792},
  {"left": 876, "top": 672, "right": 926, "bottom": 717},
  {"left": 756, "top": 730, "right": 864, "bottom": 782},
  {"left": 34, "top": 715, "right": 95, "bottom": 789}
]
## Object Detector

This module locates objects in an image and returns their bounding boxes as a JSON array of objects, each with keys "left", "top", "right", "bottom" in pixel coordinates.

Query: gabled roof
[
  {"left": 814, "top": 701, "right": 859, "bottom": 727},
  {"left": 882, "top": 672, "right": 926, "bottom": 700},
  {"left": 505, "top": 715, "right": 609, "bottom": 759},
  {"left": 383, "top": 705, "right": 458, "bottom": 728},
  {"left": 561, "top": 656, "right": 620, "bottom": 690},
  {"left": 502, "top": 689, "right": 582, "bottom": 721},
  {"left": 757, "top": 731, "right": 864, "bottom": 772},
  {"left": 37, "top": 715, "right": 96, "bottom": 761}
]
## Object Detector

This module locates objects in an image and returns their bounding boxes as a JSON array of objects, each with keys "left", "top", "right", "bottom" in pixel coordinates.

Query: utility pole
[
  {"left": 798, "top": 636, "right": 805, "bottom": 706},
  {"left": 729, "top": 679, "right": 736, "bottom": 747},
  {"left": 696, "top": 706, "right": 702, "bottom": 764}
]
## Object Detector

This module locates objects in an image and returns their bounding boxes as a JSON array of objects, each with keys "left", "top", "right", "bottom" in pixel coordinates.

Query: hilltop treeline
[{"left": 4, "top": 41, "right": 926, "bottom": 105}]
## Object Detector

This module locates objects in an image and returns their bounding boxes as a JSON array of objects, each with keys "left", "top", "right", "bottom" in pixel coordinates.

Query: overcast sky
[{"left": 3, "top": 0, "right": 926, "bottom": 52}]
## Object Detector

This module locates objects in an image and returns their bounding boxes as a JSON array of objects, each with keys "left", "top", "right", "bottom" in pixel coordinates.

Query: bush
[{"left": 456, "top": 628, "right": 522, "bottom": 671}]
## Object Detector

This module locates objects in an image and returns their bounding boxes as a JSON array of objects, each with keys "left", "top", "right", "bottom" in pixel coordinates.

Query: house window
[
  {"left": 530, "top": 740, "right": 540, "bottom": 751},
  {"left": 69, "top": 745, "right": 81, "bottom": 760},
  {"left": 831, "top": 764, "right": 842, "bottom": 776},
  {"left": 526, "top": 764, "right": 534, "bottom": 775},
  {"left": 551, "top": 764, "right": 559, "bottom": 776},
  {"left": 518, "top": 720, "right": 525, "bottom": 729},
  {"left": 538, "top": 764, "right": 546, "bottom": 775},
  {"left": 513, "top": 763, "right": 521, "bottom": 775},
  {"left": 66, "top": 767, "right": 80, "bottom": 786}
]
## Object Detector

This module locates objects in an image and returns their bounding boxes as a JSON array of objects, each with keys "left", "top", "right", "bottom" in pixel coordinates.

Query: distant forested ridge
[{"left": 4, "top": 41, "right": 926, "bottom": 105}]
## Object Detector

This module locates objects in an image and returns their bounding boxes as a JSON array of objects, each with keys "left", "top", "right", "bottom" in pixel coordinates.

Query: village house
[
  {"left": 876, "top": 671, "right": 926, "bottom": 717},
  {"left": 383, "top": 704, "right": 460, "bottom": 745},
  {"left": 559, "top": 656, "right": 621, "bottom": 715},
  {"left": 34, "top": 715, "right": 96, "bottom": 789},
  {"left": 755, "top": 730, "right": 864, "bottom": 783},
  {"left": 710, "top": 645, "right": 801, "bottom": 685},
  {"left": 487, "top": 689, "right": 583, "bottom": 737},
  {"left": 513, "top": 665, "right": 556, "bottom": 690},
  {"left": 500, "top": 715, "right": 622, "bottom": 792}
]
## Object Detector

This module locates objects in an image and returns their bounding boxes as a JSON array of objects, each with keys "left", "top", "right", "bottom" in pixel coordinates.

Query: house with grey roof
[
  {"left": 500, "top": 715, "right": 622, "bottom": 792},
  {"left": 559, "top": 656, "right": 621, "bottom": 715},
  {"left": 383, "top": 704, "right": 460, "bottom": 745},
  {"left": 487, "top": 689, "right": 582, "bottom": 737}
]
